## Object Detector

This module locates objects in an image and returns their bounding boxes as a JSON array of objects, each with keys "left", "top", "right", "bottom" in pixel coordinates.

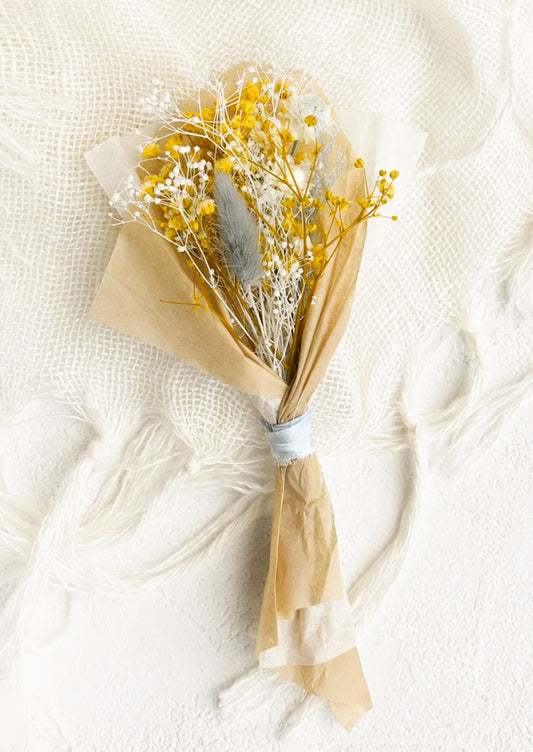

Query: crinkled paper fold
[{"left": 86, "top": 75, "right": 427, "bottom": 728}]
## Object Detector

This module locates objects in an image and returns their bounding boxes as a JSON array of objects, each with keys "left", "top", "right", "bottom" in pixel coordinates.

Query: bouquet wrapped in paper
[{"left": 86, "top": 64, "right": 426, "bottom": 729}]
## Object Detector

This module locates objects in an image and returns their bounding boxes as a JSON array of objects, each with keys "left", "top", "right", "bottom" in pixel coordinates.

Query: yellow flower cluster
[
  {"left": 355, "top": 168, "right": 399, "bottom": 217},
  {"left": 126, "top": 71, "right": 400, "bottom": 377},
  {"left": 141, "top": 142, "right": 162, "bottom": 159}
]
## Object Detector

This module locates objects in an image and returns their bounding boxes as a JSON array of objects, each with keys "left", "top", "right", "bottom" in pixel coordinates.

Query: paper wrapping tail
[{"left": 256, "top": 456, "right": 372, "bottom": 729}]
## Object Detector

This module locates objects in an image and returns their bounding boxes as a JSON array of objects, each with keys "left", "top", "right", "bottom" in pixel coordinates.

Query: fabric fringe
[
  {"left": 0, "top": 394, "right": 274, "bottom": 745},
  {"left": 0, "top": 405, "right": 137, "bottom": 747},
  {"left": 491, "top": 217, "right": 533, "bottom": 316},
  {"left": 218, "top": 665, "right": 292, "bottom": 718},
  {"left": 437, "top": 368, "right": 533, "bottom": 470},
  {"left": 277, "top": 693, "right": 322, "bottom": 740},
  {"left": 348, "top": 435, "right": 427, "bottom": 634},
  {"left": 53, "top": 486, "right": 273, "bottom": 597},
  {"left": 0, "top": 301, "right": 530, "bottom": 740}
]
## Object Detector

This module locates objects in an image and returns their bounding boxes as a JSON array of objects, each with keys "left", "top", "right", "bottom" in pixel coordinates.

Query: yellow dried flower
[
  {"left": 334, "top": 198, "right": 351, "bottom": 210},
  {"left": 200, "top": 107, "right": 215, "bottom": 121},
  {"left": 278, "top": 126, "right": 295, "bottom": 143},
  {"left": 239, "top": 98, "right": 255, "bottom": 116},
  {"left": 354, "top": 158, "right": 364, "bottom": 168},
  {"left": 142, "top": 142, "right": 161, "bottom": 159},
  {"left": 169, "top": 215, "right": 187, "bottom": 231},
  {"left": 250, "top": 83, "right": 261, "bottom": 99},
  {"left": 165, "top": 134, "right": 183, "bottom": 153},
  {"left": 198, "top": 200, "right": 216, "bottom": 216},
  {"left": 215, "top": 156, "right": 234, "bottom": 173},
  {"left": 141, "top": 182, "right": 155, "bottom": 197},
  {"left": 242, "top": 114, "right": 256, "bottom": 129},
  {"left": 325, "top": 192, "right": 350, "bottom": 209}
]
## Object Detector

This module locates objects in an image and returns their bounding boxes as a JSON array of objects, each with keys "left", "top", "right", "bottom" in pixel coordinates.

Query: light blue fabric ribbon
[{"left": 261, "top": 409, "right": 315, "bottom": 465}]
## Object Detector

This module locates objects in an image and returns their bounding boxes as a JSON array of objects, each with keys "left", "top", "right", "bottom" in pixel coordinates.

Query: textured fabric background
[{"left": 0, "top": 0, "right": 532, "bottom": 750}]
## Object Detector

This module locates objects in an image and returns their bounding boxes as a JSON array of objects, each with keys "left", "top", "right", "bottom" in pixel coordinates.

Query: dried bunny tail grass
[{"left": 214, "top": 171, "right": 262, "bottom": 287}]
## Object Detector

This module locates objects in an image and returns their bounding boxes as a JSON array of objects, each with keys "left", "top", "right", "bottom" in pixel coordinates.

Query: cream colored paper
[{"left": 85, "top": 79, "right": 427, "bottom": 729}]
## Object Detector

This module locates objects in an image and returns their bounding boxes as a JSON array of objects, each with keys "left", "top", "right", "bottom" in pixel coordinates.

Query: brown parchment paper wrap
[{"left": 88, "top": 83, "right": 374, "bottom": 729}]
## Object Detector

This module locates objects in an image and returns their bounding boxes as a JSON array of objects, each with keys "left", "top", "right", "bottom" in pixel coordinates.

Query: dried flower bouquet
[
  {"left": 110, "top": 69, "right": 398, "bottom": 383},
  {"left": 88, "top": 64, "right": 402, "bottom": 730}
]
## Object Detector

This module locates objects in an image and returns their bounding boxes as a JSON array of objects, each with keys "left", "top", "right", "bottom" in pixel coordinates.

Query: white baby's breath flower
[{"left": 285, "top": 92, "right": 335, "bottom": 144}]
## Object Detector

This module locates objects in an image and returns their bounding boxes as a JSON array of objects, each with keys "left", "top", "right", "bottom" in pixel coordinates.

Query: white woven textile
[{"left": 0, "top": 0, "right": 532, "bottom": 749}]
